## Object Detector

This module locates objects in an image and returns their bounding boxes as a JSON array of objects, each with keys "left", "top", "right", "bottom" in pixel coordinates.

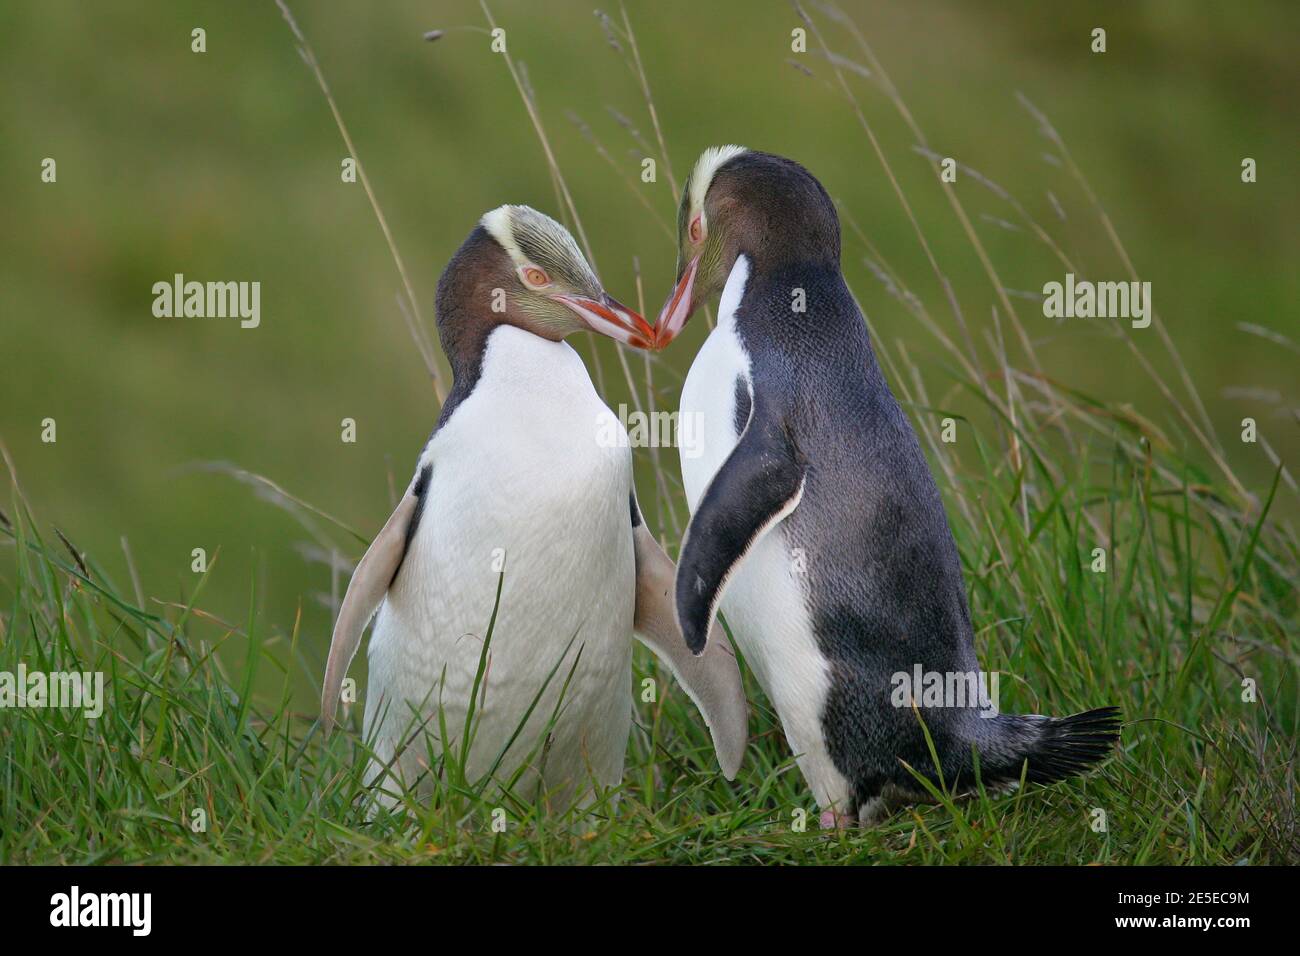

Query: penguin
[
  {"left": 654, "top": 147, "right": 1120, "bottom": 826},
  {"left": 321, "top": 205, "right": 748, "bottom": 813}
]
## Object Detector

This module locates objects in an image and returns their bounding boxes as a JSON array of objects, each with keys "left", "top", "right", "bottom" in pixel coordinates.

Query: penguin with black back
[
  {"left": 655, "top": 147, "right": 1120, "bottom": 826},
  {"left": 322, "top": 205, "right": 748, "bottom": 813}
]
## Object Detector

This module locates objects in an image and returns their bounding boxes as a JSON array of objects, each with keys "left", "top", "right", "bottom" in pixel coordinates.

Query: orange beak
[
  {"left": 555, "top": 294, "right": 655, "bottom": 350},
  {"left": 653, "top": 255, "right": 699, "bottom": 349}
]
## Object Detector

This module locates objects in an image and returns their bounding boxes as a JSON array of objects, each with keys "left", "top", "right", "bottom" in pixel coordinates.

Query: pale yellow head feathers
[
  {"left": 480, "top": 205, "right": 599, "bottom": 293},
  {"left": 685, "top": 145, "right": 749, "bottom": 221}
]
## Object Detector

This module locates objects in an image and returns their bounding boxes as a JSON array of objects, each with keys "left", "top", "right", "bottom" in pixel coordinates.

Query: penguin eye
[
  {"left": 520, "top": 265, "right": 551, "bottom": 288},
  {"left": 689, "top": 214, "right": 704, "bottom": 244}
]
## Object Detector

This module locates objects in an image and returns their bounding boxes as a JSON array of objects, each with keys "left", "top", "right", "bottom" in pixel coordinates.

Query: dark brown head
[
  {"left": 655, "top": 147, "right": 840, "bottom": 347},
  {"left": 435, "top": 205, "right": 653, "bottom": 377}
]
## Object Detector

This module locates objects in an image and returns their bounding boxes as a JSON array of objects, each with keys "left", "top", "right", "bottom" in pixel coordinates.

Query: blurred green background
[{"left": 2, "top": 1, "right": 1296, "bottom": 699}]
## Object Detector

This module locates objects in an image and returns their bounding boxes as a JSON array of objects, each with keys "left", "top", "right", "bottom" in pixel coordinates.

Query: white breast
[
  {"left": 679, "top": 256, "right": 850, "bottom": 810},
  {"left": 364, "top": 325, "right": 634, "bottom": 807},
  {"left": 679, "top": 259, "right": 751, "bottom": 512}
]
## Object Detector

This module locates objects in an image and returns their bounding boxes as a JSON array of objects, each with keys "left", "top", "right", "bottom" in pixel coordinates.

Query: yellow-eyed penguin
[
  {"left": 654, "top": 147, "right": 1119, "bottom": 826},
  {"left": 322, "top": 205, "right": 747, "bottom": 812}
]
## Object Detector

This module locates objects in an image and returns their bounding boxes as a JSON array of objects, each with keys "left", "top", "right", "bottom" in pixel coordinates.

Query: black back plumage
[
  {"left": 703, "top": 151, "right": 1118, "bottom": 807},
  {"left": 735, "top": 254, "right": 987, "bottom": 800}
]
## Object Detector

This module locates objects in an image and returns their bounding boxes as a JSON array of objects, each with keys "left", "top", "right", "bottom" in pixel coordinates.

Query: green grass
[
  {"left": 1, "top": 354, "right": 1295, "bottom": 863},
  {"left": 1, "top": 1, "right": 1296, "bottom": 865}
]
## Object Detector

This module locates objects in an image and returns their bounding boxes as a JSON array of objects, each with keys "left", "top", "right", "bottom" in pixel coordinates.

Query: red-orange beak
[
  {"left": 653, "top": 255, "right": 699, "bottom": 349},
  {"left": 555, "top": 293, "right": 655, "bottom": 350}
]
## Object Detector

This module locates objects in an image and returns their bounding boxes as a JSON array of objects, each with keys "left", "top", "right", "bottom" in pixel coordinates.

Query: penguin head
[
  {"left": 655, "top": 147, "right": 840, "bottom": 347},
  {"left": 436, "top": 205, "right": 654, "bottom": 359}
]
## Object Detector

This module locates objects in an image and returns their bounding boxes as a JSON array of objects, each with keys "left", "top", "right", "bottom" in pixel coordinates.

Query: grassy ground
[
  {"left": 1, "top": 2, "right": 1296, "bottom": 864},
  {"left": 1, "top": 364, "right": 1296, "bottom": 864}
]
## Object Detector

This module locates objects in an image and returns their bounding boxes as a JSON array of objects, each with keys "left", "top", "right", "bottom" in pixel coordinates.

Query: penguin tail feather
[{"left": 977, "top": 706, "right": 1122, "bottom": 788}]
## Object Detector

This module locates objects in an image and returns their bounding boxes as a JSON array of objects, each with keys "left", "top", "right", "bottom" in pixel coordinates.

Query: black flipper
[{"left": 676, "top": 396, "right": 805, "bottom": 654}]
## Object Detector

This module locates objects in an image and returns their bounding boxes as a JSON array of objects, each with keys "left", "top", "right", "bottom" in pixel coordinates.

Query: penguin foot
[{"left": 819, "top": 809, "right": 855, "bottom": 830}]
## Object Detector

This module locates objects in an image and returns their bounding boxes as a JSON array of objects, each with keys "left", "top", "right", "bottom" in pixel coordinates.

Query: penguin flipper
[
  {"left": 321, "top": 490, "right": 420, "bottom": 732},
  {"left": 629, "top": 497, "right": 748, "bottom": 779},
  {"left": 676, "top": 402, "right": 805, "bottom": 656}
]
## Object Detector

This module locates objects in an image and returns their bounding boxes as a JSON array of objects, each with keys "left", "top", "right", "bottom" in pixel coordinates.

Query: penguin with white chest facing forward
[
  {"left": 655, "top": 147, "right": 1120, "bottom": 826},
  {"left": 322, "top": 205, "right": 748, "bottom": 813}
]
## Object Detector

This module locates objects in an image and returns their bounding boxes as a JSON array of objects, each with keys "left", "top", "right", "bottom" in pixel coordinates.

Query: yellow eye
[
  {"left": 689, "top": 215, "right": 704, "bottom": 243},
  {"left": 522, "top": 266, "right": 550, "bottom": 288}
]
